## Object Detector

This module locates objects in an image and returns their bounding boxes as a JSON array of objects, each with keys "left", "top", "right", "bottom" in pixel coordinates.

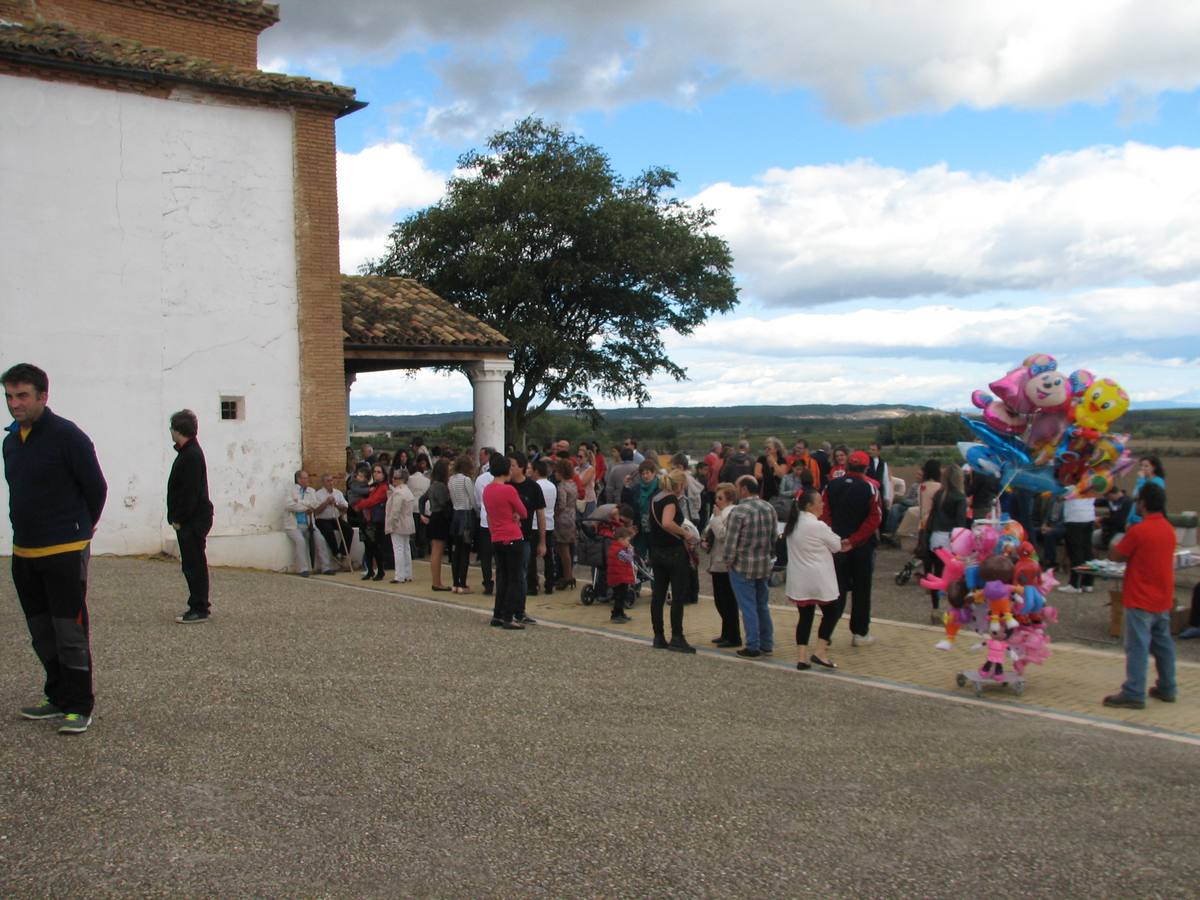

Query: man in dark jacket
[
  {"left": 4, "top": 363, "right": 107, "bottom": 734},
  {"left": 820, "top": 450, "right": 882, "bottom": 646},
  {"left": 719, "top": 440, "right": 756, "bottom": 483},
  {"left": 167, "top": 409, "right": 214, "bottom": 623}
]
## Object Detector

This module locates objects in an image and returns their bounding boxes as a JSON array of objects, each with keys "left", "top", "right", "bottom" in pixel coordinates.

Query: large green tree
[{"left": 368, "top": 117, "right": 739, "bottom": 442}]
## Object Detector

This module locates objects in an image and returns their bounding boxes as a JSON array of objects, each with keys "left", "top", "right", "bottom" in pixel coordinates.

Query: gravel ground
[
  {"left": 868, "top": 543, "right": 1200, "bottom": 661},
  {"left": 1, "top": 557, "right": 1197, "bottom": 898}
]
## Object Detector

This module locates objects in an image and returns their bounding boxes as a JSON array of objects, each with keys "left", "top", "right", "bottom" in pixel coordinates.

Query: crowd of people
[
  {"left": 286, "top": 437, "right": 897, "bottom": 663},
  {"left": 4, "top": 352, "right": 1187, "bottom": 739},
  {"left": 291, "top": 434, "right": 1191, "bottom": 696}
]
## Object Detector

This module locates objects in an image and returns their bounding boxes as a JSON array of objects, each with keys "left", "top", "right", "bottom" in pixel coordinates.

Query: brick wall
[
  {"left": 22, "top": 0, "right": 267, "bottom": 67},
  {"left": 292, "top": 107, "right": 348, "bottom": 479},
  {"left": 0, "top": 0, "right": 32, "bottom": 20}
]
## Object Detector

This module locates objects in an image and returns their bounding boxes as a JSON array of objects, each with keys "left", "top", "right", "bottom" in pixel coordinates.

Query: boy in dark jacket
[{"left": 167, "top": 409, "right": 214, "bottom": 623}]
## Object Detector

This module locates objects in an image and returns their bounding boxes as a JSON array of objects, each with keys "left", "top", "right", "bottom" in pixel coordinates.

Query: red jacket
[{"left": 607, "top": 540, "right": 636, "bottom": 586}]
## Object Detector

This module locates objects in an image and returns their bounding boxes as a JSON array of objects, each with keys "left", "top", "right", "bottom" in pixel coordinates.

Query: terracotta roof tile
[
  {"left": 342, "top": 276, "right": 510, "bottom": 350},
  {"left": 0, "top": 21, "right": 362, "bottom": 113}
]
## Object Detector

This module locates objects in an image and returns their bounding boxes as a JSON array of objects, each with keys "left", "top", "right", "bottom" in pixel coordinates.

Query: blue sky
[{"left": 261, "top": 1, "right": 1200, "bottom": 415}]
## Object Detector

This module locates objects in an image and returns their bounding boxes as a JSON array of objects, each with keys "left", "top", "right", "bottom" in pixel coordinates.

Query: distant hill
[{"left": 351, "top": 403, "right": 938, "bottom": 434}]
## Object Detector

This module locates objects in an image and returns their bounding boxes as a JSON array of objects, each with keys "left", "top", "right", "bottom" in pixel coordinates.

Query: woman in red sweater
[{"left": 482, "top": 454, "right": 527, "bottom": 629}]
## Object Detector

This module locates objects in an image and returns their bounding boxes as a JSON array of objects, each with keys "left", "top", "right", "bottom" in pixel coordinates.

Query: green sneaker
[
  {"left": 19, "top": 698, "right": 63, "bottom": 720},
  {"left": 58, "top": 713, "right": 92, "bottom": 734}
]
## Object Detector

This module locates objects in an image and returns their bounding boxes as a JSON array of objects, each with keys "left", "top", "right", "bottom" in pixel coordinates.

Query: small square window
[{"left": 220, "top": 396, "right": 244, "bottom": 421}]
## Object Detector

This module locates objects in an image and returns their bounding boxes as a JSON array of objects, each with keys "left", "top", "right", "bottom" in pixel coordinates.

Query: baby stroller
[
  {"left": 894, "top": 533, "right": 927, "bottom": 585},
  {"left": 576, "top": 515, "right": 649, "bottom": 607},
  {"left": 894, "top": 554, "right": 923, "bottom": 586}
]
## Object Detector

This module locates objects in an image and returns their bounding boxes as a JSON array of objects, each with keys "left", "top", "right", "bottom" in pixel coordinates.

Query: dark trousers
[
  {"left": 515, "top": 541, "right": 532, "bottom": 617},
  {"left": 13, "top": 549, "right": 94, "bottom": 716},
  {"left": 477, "top": 526, "right": 493, "bottom": 589},
  {"left": 1039, "top": 523, "right": 1065, "bottom": 569},
  {"left": 699, "top": 490, "right": 715, "bottom": 532},
  {"left": 928, "top": 547, "right": 945, "bottom": 609},
  {"left": 611, "top": 582, "right": 632, "bottom": 618},
  {"left": 492, "top": 540, "right": 524, "bottom": 622},
  {"left": 650, "top": 544, "right": 690, "bottom": 640},
  {"left": 1065, "top": 522, "right": 1094, "bottom": 588},
  {"left": 451, "top": 533, "right": 472, "bottom": 588},
  {"left": 316, "top": 517, "right": 351, "bottom": 559},
  {"left": 361, "top": 524, "right": 387, "bottom": 575},
  {"left": 528, "top": 532, "right": 555, "bottom": 592},
  {"left": 835, "top": 544, "right": 876, "bottom": 637},
  {"left": 177, "top": 518, "right": 212, "bottom": 613},
  {"left": 412, "top": 515, "right": 428, "bottom": 558},
  {"left": 710, "top": 570, "right": 741, "bottom": 642},
  {"left": 796, "top": 597, "right": 845, "bottom": 645}
]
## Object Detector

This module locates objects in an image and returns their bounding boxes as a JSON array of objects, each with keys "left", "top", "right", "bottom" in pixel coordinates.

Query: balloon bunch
[
  {"left": 921, "top": 518, "right": 1058, "bottom": 678},
  {"left": 963, "top": 353, "right": 1134, "bottom": 498}
]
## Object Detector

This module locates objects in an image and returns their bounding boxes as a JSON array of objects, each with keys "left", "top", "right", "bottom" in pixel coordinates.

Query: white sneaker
[
  {"left": 852, "top": 633, "right": 875, "bottom": 647},
  {"left": 391, "top": 578, "right": 402, "bottom": 583},
  {"left": 1058, "top": 585, "right": 1081, "bottom": 593},
  {"left": 1082, "top": 585, "right": 1094, "bottom": 593},
  {"left": 934, "top": 639, "right": 953, "bottom": 651}
]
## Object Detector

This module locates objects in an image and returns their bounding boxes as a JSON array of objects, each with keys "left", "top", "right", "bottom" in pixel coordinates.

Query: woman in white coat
[
  {"left": 384, "top": 467, "right": 416, "bottom": 583},
  {"left": 784, "top": 488, "right": 846, "bottom": 670}
]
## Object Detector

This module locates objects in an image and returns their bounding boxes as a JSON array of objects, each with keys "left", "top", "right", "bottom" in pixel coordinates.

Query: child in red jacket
[{"left": 607, "top": 526, "right": 636, "bottom": 624}]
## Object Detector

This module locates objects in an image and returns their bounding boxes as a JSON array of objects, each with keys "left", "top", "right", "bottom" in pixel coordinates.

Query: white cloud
[
  {"left": 336, "top": 142, "right": 447, "bottom": 272},
  {"left": 265, "top": 1, "right": 1200, "bottom": 128},
  {"left": 350, "top": 368, "right": 475, "bottom": 414},
  {"left": 695, "top": 144, "right": 1200, "bottom": 305},
  {"left": 673, "top": 283, "right": 1200, "bottom": 360}
]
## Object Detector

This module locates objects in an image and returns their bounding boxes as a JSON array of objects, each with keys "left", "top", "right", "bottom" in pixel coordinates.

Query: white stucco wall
[{"left": 0, "top": 74, "right": 302, "bottom": 566}]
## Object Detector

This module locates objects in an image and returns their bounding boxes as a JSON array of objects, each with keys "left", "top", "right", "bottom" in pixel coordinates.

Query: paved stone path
[
  {"left": 373, "top": 557, "right": 1200, "bottom": 742},
  {"left": 1, "top": 557, "right": 1197, "bottom": 897}
]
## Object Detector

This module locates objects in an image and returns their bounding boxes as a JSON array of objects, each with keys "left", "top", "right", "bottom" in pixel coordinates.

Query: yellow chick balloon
[{"left": 1072, "top": 379, "right": 1129, "bottom": 432}]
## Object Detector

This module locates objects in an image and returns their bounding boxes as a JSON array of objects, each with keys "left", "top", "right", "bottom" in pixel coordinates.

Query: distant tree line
[{"left": 876, "top": 414, "right": 972, "bottom": 446}]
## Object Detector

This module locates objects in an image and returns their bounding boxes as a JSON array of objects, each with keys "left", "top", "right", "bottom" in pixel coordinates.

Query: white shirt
[
  {"left": 1064, "top": 497, "right": 1096, "bottom": 524},
  {"left": 408, "top": 471, "right": 430, "bottom": 506},
  {"left": 313, "top": 487, "right": 347, "bottom": 520},
  {"left": 475, "top": 470, "right": 495, "bottom": 528},
  {"left": 784, "top": 512, "right": 842, "bottom": 602},
  {"left": 534, "top": 478, "right": 557, "bottom": 531}
]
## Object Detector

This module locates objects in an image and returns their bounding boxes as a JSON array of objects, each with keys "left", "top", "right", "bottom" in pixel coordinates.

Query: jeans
[
  {"left": 515, "top": 541, "right": 531, "bottom": 617},
  {"left": 1120, "top": 607, "right": 1177, "bottom": 700},
  {"left": 729, "top": 569, "right": 773, "bottom": 652},
  {"left": 884, "top": 501, "right": 912, "bottom": 535}
]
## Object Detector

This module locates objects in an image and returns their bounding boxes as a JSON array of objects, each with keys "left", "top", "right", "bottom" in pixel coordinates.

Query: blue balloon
[
  {"left": 1003, "top": 463, "right": 1066, "bottom": 496},
  {"left": 961, "top": 416, "right": 1032, "bottom": 466}
]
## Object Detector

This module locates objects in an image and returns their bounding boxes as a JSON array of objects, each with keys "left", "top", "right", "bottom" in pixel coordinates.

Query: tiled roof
[
  {"left": 96, "top": 1, "right": 280, "bottom": 30},
  {"left": 0, "top": 21, "right": 362, "bottom": 114},
  {"left": 342, "top": 276, "right": 510, "bottom": 350}
]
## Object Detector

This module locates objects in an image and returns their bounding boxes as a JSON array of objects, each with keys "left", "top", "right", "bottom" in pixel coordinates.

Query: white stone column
[
  {"left": 467, "top": 358, "right": 514, "bottom": 457},
  {"left": 344, "top": 370, "right": 357, "bottom": 445}
]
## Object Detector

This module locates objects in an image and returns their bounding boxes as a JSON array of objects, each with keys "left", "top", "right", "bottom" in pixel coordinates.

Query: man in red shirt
[{"left": 1103, "top": 482, "right": 1177, "bottom": 709}]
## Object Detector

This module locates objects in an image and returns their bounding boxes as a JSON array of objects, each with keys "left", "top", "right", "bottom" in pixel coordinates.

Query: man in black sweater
[
  {"left": 167, "top": 409, "right": 214, "bottom": 623},
  {"left": 4, "top": 363, "right": 107, "bottom": 735},
  {"left": 820, "top": 450, "right": 882, "bottom": 646}
]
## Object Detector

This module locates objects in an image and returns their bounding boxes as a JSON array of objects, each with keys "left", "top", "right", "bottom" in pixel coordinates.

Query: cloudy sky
[{"left": 261, "top": 0, "right": 1200, "bottom": 415}]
